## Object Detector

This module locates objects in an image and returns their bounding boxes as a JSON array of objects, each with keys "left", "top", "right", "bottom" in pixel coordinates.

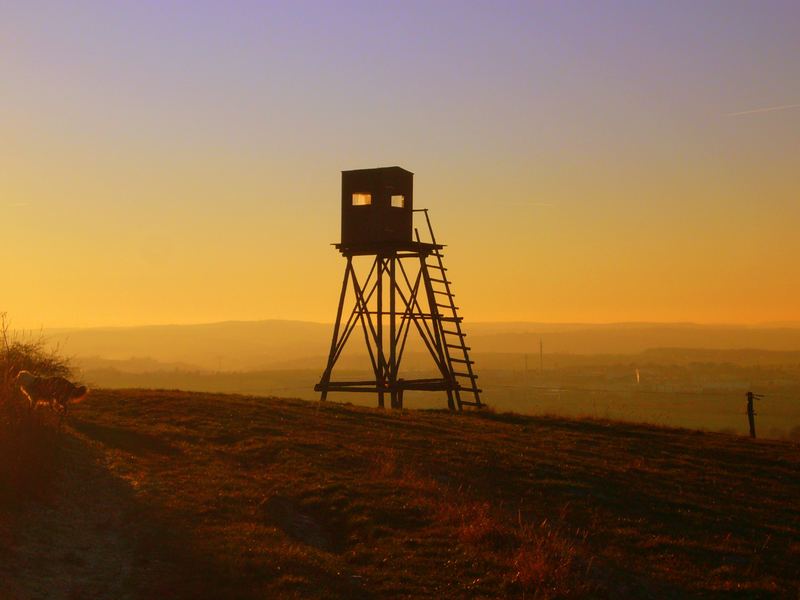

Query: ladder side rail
[
  {"left": 424, "top": 214, "right": 482, "bottom": 407},
  {"left": 415, "top": 228, "right": 456, "bottom": 384},
  {"left": 420, "top": 257, "right": 454, "bottom": 383},
  {"left": 448, "top": 299, "right": 481, "bottom": 405},
  {"left": 420, "top": 218, "right": 472, "bottom": 408},
  {"left": 418, "top": 253, "right": 460, "bottom": 406},
  {"left": 422, "top": 209, "right": 437, "bottom": 245},
  {"left": 424, "top": 223, "right": 466, "bottom": 409}
]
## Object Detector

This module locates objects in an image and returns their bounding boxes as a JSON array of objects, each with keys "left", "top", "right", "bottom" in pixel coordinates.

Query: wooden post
[
  {"left": 540, "top": 338, "right": 543, "bottom": 374},
  {"left": 377, "top": 256, "right": 385, "bottom": 409},
  {"left": 319, "top": 259, "right": 352, "bottom": 402},
  {"left": 389, "top": 256, "right": 398, "bottom": 409},
  {"left": 746, "top": 391, "right": 760, "bottom": 438}
]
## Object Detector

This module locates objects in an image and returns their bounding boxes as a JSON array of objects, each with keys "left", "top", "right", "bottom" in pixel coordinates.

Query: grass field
[{"left": 1, "top": 389, "right": 799, "bottom": 598}]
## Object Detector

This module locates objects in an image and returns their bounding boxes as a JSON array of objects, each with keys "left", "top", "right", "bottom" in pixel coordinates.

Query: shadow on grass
[
  {"left": 461, "top": 409, "right": 533, "bottom": 426},
  {"left": 0, "top": 409, "right": 63, "bottom": 509},
  {"left": 1, "top": 432, "right": 211, "bottom": 598},
  {"left": 1, "top": 428, "right": 371, "bottom": 600},
  {"left": 71, "top": 419, "right": 180, "bottom": 456}
]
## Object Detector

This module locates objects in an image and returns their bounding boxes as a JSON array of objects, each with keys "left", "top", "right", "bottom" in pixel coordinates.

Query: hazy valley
[{"left": 36, "top": 320, "right": 800, "bottom": 441}]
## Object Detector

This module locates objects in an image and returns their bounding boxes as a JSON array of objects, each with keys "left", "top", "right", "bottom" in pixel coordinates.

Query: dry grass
[{"left": 1, "top": 388, "right": 799, "bottom": 599}]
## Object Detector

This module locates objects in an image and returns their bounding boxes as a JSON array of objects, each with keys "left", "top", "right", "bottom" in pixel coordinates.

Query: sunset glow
[{"left": 3, "top": 2, "right": 798, "bottom": 328}]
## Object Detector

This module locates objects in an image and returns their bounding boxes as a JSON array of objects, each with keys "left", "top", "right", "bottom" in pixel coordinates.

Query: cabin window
[
  {"left": 391, "top": 194, "right": 405, "bottom": 208},
  {"left": 352, "top": 193, "right": 372, "bottom": 206}
]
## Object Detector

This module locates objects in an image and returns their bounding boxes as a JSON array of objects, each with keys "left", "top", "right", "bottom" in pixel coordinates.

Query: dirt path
[{"left": 0, "top": 431, "right": 150, "bottom": 600}]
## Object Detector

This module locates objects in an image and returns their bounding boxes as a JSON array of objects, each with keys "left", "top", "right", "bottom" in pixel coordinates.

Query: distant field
[
  {"left": 58, "top": 320, "right": 800, "bottom": 440},
  {"left": 2, "top": 390, "right": 798, "bottom": 598},
  {"left": 79, "top": 362, "right": 800, "bottom": 441}
]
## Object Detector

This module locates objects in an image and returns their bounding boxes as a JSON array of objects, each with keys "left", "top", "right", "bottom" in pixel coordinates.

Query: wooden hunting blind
[
  {"left": 341, "top": 166, "right": 413, "bottom": 247},
  {"left": 316, "top": 166, "right": 482, "bottom": 411}
]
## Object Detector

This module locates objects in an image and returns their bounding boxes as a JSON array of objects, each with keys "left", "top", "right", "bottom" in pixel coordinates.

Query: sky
[{"left": 2, "top": 1, "right": 799, "bottom": 329}]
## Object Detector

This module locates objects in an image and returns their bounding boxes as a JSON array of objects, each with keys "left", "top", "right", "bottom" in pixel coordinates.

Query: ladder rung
[
  {"left": 439, "top": 317, "right": 463, "bottom": 322},
  {"left": 429, "top": 277, "right": 451, "bottom": 284},
  {"left": 433, "top": 290, "right": 452, "bottom": 296},
  {"left": 425, "top": 264, "right": 447, "bottom": 271},
  {"left": 457, "top": 385, "right": 482, "bottom": 393},
  {"left": 442, "top": 330, "right": 465, "bottom": 336},
  {"left": 452, "top": 372, "right": 478, "bottom": 378},
  {"left": 450, "top": 358, "right": 474, "bottom": 364},
  {"left": 436, "top": 303, "right": 459, "bottom": 310},
  {"left": 446, "top": 344, "right": 470, "bottom": 350},
  {"left": 459, "top": 400, "right": 482, "bottom": 406}
]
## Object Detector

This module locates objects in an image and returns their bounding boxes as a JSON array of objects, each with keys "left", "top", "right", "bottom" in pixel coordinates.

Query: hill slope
[{"left": 2, "top": 391, "right": 799, "bottom": 599}]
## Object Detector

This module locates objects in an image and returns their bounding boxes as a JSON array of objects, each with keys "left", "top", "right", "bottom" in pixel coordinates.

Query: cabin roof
[{"left": 342, "top": 166, "right": 414, "bottom": 176}]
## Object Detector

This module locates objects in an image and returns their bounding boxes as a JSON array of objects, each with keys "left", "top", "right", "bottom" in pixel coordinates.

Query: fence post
[{"left": 746, "top": 391, "right": 763, "bottom": 438}]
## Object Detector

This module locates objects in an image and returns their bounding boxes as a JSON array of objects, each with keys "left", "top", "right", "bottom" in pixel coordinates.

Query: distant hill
[
  {"left": 43, "top": 320, "right": 331, "bottom": 371},
  {"left": 468, "top": 322, "right": 800, "bottom": 354},
  {"left": 40, "top": 320, "right": 800, "bottom": 371}
]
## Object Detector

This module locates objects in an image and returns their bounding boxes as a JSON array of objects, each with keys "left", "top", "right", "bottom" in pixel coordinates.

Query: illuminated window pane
[
  {"left": 391, "top": 195, "right": 405, "bottom": 208},
  {"left": 352, "top": 193, "right": 371, "bottom": 206}
]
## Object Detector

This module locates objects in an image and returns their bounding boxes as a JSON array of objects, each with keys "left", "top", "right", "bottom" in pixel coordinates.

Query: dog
[{"left": 15, "top": 370, "right": 88, "bottom": 424}]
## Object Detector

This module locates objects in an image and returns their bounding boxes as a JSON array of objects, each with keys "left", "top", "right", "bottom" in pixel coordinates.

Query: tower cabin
[{"left": 340, "top": 166, "right": 414, "bottom": 251}]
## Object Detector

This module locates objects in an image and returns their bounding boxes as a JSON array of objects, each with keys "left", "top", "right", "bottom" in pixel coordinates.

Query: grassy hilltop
[{"left": 1, "top": 390, "right": 799, "bottom": 599}]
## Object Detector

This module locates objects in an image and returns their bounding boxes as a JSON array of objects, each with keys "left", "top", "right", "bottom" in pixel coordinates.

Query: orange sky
[{"left": 2, "top": 2, "right": 799, "bottom": 329}]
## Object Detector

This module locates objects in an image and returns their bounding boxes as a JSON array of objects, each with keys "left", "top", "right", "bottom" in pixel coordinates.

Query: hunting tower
[{"left": 315, "top": 166, "right": 482, "bottom": 410}]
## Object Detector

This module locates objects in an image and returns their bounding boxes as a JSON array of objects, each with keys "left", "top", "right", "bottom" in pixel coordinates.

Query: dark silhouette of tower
[{"left": 315, "top": 167, "right": 482, "bottom": 410}]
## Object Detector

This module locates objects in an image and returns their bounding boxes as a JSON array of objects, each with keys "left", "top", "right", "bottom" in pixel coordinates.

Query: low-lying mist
[{"left": 38, "top": 320, "right": 800, "bottom": 441}]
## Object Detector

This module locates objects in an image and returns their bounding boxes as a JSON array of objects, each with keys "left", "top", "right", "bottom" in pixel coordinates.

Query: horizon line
[{"left": 17, "top": 317, "right": 800, "bottom": 332}]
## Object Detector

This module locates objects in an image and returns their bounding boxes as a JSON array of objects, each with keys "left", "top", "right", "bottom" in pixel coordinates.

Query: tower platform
[{"left": 333, "top": 240, "right": 443, "bottom": 257}]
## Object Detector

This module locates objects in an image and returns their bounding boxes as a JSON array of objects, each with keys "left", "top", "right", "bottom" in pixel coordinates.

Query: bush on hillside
[
  {"left": 1, "top": 313, "right": 72, "bottom": 402},
  {"left": 0, "top": 313, "right": 75, "bottom": 505}
]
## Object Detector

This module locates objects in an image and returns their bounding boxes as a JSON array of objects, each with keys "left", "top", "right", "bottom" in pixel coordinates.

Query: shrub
[
  {"left": 0, "top": 313, "right": 72, "bottom": 404},
  {"left": 0, "top": 313, "right": 75, "bottom": 506}
]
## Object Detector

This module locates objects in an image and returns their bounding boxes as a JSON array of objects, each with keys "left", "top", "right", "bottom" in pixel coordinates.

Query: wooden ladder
[{"left": 416, "top": 209, "right": 482, "bottom": 410}]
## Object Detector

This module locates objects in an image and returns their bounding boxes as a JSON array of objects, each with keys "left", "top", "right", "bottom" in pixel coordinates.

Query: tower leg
[
  {"left": 418, "top": 254, "right": 455, "bottom": 406},
  {"left": 389, "top": 256, "right": 398, "bottom": 409},
  {"left": 319, "top": 258, "right": 351, "bottom": 401},
  {"left": 446, "top": 390, "right": 455, "bottom": 411},
  {"left": 316, "top": 240, "right": 479, "bottom": 412},
  {"left": 377, "top": 256, "right": 385, "bottom": 409}
]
